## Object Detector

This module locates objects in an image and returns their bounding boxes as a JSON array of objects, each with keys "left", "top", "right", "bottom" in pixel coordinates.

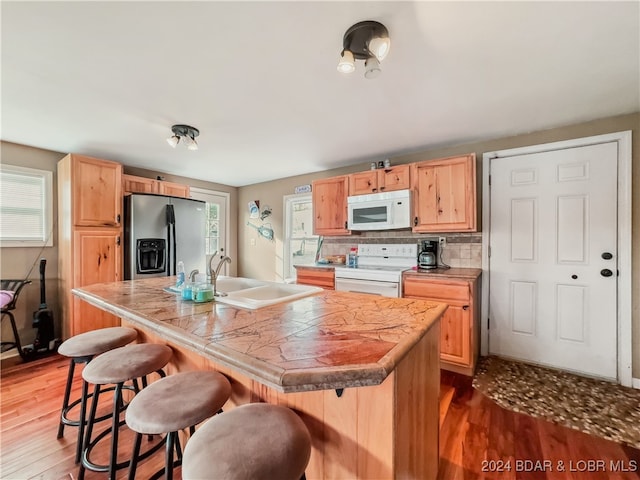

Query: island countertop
[{"left": 72, "top": 277, "right": 447, "bottom": 393}]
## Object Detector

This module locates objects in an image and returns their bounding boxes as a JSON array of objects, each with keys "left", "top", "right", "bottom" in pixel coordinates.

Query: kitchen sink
[
  {"left": 214, "top": 276, "right": 267, "bottom": 293},
  {"left": 215, "top": 281, "right": 322, "bottom": 309}
]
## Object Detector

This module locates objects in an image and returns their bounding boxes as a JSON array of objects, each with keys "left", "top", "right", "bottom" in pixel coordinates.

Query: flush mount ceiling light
[
  {"left": 166, "top": 124, "right": 199, "bottom": 151},
  {"left": 337, "top": 20, "right": 390, "bottom": 79}
]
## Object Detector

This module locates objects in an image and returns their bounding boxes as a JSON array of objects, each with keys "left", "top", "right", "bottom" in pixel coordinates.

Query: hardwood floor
[{"left": 1, "top": 355, "right": 638, "bottom": 479}]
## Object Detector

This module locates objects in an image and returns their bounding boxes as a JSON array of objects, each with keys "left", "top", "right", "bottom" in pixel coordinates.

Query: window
[
  {"left": 190, "top": 187, "right": 229, "bottom": 275},
  {"left": 283, "top": 194, "right": 319, "bottom": 279},
  {"left": 0, "top": 164, "right": 53, "bottom": 247}
]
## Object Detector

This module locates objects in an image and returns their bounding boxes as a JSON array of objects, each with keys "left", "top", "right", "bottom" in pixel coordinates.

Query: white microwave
[{"left": 347, "top": 189, "right": 412, "bottom": 231}]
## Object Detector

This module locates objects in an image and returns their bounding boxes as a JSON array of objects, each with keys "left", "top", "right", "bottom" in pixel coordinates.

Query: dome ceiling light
[
  {"left": 166, "top": 124, "right": 199, "bottom": 151},
  {"left": 337, "top": 20, "right": 390, "bottom": 79}
]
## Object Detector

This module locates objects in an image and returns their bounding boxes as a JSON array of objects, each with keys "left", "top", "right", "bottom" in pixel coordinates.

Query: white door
[
  {"left": 189, "top": 188, "right": 229, "bottom": 276},
  {"left": 489, "top": 142, "right": 618, "bottom": 379}
]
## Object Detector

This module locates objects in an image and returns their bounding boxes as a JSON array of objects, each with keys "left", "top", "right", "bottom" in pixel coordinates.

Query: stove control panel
[{"left": 357, "top": 243, "right": 417, "bottom": 259}]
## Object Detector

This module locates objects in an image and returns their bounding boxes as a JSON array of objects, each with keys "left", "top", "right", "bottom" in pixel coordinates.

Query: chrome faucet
[
  {"left": 189, "top": 269, "right": 199, "bottom": 282},
  {"left": 209, "top": 254, "right": 232, "bottom": 296}
]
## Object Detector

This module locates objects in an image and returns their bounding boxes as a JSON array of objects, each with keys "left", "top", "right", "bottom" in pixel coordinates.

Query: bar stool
[
  {"left": 125, "top": 370, "right": 232, "bottom": 480},
  {"left": 182, "top": 403, "right": 312, "bottom": 480},
  {"left": 79, "top": 343, "right": 173, "bottom": 480},
  {"left": 57, "top": 326, "right": 138, "bottom": 463}
]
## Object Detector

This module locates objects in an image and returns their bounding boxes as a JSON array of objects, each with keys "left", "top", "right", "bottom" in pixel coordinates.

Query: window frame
[
  {"left": 0, "top": 164, "right": 54, "bottom": 247},
  {"left": 283, "top": 193, "right": 318, "bottom": 280}
]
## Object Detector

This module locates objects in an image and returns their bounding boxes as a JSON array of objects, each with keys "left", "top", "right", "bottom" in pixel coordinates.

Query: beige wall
[
  {"left": 0, "top": 142, "right": 66, "bottom": 346},
  {"left": 238, "top": 112, "right": 640, "bottom": 378}
]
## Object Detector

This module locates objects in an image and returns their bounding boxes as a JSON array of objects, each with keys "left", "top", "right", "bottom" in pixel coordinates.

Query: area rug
[{"left": 472, "top": 356, "right": 640, "bottom": 449}]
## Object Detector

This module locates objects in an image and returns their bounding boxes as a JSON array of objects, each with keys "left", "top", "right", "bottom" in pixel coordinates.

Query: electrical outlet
[
  {"left": 250, "top": 238, "right": 256, "bottom": 246},
  {"left": 439, "top": 237, "right": 446, "bottom": 248}
]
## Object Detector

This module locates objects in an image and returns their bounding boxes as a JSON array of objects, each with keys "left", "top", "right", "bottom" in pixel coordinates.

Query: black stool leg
[
  {"left": 165, "top": 431, "right": 175, "bottom": 480},
  {"left": 128, "top": 432, "right": 143, "bottom": 480},
  {"left": 75, "top": 378, "right": 90, "bottom": 464},
  {"left": 57, "top": 358, "right": 76, "bottom": 438},
  {"left": 79, "top": 383, "right": 101, "bottom": 480},
  {"left": 109, "top": 382, "right": 124, "bottom": 480}
]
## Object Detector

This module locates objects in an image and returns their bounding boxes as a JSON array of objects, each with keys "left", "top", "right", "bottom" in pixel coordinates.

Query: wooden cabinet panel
[
  {"left": 295, "top": 267, "right": 335, "bottom": 290},
  {"left": 123, "top": 174, "right": 155, "bottom": 194},
  {"left": 157, "top": 180, "right": 190, "bottom": 198},
  {"left": 348, "top": 165, "right": 411, "bottom": 196},
  {"left": 403, "top": 276, "right": 477, "bottom": 374},
  {"left": 71, "top": 229, "right": 121, "bottom": 335},
  {"left": 378, "top": 164, "right": 410, "bottom": 192},
  {"left": 72, "top": 155, "right": 122, "bottom": 227},
  {"left": 349, "top": 171, "right": 379, "bottom": 195},
  {"left": 312, "top": 176, "right": 350, "bottom": 235},
  {"left": 123, "top": 174, "right": 190, "bottom": 198},
  {"left": 411, "top": 154, "right": 476, "bottom": 232}
]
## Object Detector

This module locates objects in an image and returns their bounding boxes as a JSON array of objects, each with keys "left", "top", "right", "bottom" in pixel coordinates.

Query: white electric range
[{"left": 333, "top": 243, "right": 417, "bottom": 297}]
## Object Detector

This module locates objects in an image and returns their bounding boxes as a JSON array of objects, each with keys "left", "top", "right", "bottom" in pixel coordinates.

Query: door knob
[
  {"left": 600, "top": 269, "right": 613, "bottom": 277},
  {"left": 601, "top": 252, "right": 613, "bottom": 260},
  {"left": 571, "top": 274, "right": 578, "bottom": 279}
]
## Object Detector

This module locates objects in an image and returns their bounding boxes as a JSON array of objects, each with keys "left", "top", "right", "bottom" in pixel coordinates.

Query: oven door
[{"left": 335, "top": 278, "right": 400, "bottom": 298}]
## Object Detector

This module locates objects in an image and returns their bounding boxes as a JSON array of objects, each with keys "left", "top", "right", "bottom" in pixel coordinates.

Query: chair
[
  {"left": 1, "top": 279, "right": 32, "bottom": 360},
  {"left": 182, "top": 403, "right": 311, "bottom": 480},
  {"left": 125, "top": 370, "right": 232, "bottom": 479}
]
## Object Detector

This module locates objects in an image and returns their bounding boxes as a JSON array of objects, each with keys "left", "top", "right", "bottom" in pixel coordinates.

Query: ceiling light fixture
[
  {"left": 166, "top": 124, "right": 199, "bottom": 150},
  {"left": 337, "top": 20, "right": 390, "bottom": 79}
]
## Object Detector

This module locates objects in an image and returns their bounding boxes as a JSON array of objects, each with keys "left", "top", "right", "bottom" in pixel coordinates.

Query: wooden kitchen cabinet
[
  {"left": 403, "top": 275, "right": 479, "bottom": 375},
  {"left": 72, "top": 155, "right": 122, "bottom": 227},
  {"left": 123, "top": 174, "right": 190, "bottom": 198},
  {"left": 71, "top": 229, "right": 122, "bottom": 334},
  {"left": 312, "top": 176, "right": 351, "bottom": 235},
  {"left": 58, "top": 154, "right": 123, "bottom": 338},
  {"left": 294, "top": 266, "right": 335, "bottom": 290},
  {"left": 411, "top": 154, "right": 476, "bottom": 232},
  {"left": 349, "top": 165, "right": 410, "bottom": 195}
]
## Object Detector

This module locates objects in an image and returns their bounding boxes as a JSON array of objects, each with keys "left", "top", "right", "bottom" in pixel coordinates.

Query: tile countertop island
[{"left": 73, "top": 276, "right": 447, "bottom": 479}]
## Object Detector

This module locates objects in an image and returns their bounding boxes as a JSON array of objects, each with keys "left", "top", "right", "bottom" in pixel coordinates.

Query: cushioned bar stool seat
[
  {"left": 182, "top": 403, "right": 312, "bottom": 480},
  {"left": 79, "top": 343, "right": 173, "bottom": 480},
  {"left": 57, "top": 326, "right": 138, "bottom": 463},
  {"left": 125, "top": 370, "right": 232, "bottom": 480}
]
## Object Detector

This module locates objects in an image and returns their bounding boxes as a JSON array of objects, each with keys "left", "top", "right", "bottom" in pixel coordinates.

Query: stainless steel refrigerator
[{"left": 124, "top": 193, "right": 206, "bottom": 280}]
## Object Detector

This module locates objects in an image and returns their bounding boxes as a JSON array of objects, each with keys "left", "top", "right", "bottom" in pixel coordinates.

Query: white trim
[
  {"left": 633, "top": 378, "right": 640, "bottom": 390},
  {"left": 283, "top": 193, "right": 315, "bottom": 281},
  {"left": 189, "top": 187, "right": 231, "bottom": 274},
  {"left": 481, "top": 130, "right": 633, "bottom": 387}
]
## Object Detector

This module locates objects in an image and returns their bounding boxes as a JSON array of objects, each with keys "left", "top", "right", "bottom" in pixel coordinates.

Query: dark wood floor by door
[{"left": 1, "top": 355, "right": 638, "bottom": 479}]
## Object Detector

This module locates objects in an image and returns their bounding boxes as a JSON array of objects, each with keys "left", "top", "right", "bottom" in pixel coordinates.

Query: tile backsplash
[{"left": 321, "top": 231, "right": 482, "bottom": 268}]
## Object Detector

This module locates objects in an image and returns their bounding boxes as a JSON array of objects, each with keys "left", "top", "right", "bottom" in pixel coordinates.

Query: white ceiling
[{"left": 2, "top": 1, "right": 638, "bottom": 187}]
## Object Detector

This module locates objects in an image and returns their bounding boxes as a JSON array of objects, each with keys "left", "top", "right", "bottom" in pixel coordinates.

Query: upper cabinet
[
  {"left": 411, "top": 154, "right": 477, "bottom": 232},
  {"left": 123, "top": 174, "right": 190, "bottom": 198},
  {"left": 71, "top": 155, "right": 122, "bottom": 227},
  {"left": 312, "top": 176, "right": 350, "bottom": 235},
  {"left": 349, "top": 165, "right": 410, "bottom": 195}
]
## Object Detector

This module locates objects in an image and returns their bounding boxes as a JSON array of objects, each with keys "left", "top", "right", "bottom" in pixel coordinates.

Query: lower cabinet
[
  {"left": 294, "top": 266, "right": 335, "bottom": 290},
  {"left": 70, "top": 229, "right": 122, "bottom": 335},
  {"left": 403, "top": 275, "right": 479, "bottom": 375}
]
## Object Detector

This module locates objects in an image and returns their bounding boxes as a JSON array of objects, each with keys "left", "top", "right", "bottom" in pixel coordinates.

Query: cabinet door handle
[
  {"left": 462, "top": 305, "right": 469, "bottom": 310},
  {"left": 344, "top": 221, "right": 348, "bottom": 229},
  {"left": 380, "top": 186, "right": 386, "bottom": 191},
  {"left": 413, "top": 216, "right": 418, "bottom": 226},
  {"left": 116, "top": 214, "right": 121, "bottom": 223},
  {"left": 116, "top": 236, "right": 121, "bottom": 246}
]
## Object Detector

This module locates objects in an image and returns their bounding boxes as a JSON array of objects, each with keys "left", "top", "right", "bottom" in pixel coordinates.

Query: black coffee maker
[{"left": 418, "top": 240, "right": 438, "bottom": 269}]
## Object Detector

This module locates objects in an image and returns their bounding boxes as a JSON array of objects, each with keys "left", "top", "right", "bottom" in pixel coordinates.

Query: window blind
[{"left": 0, "top": 166, "right": 52, "bottom": 245}]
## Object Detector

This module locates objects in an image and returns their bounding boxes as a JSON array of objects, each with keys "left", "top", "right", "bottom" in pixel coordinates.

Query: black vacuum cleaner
[{"left": 31, "top": 258, "right": 55, "bottom": 353}]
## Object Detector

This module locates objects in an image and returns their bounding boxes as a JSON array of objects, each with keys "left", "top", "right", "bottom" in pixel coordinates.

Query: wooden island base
[{"left": 125, "top": 320, "right": 441, "bottom": 480}]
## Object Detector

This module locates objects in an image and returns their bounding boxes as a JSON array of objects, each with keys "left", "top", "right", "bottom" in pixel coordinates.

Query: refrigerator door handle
[{"left": 166, "top": 204, "right": 176, "bottom": 276}]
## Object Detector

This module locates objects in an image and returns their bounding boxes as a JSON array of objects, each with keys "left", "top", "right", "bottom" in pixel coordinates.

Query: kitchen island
[{"left": 73, "top": 276, "right": 447, "bottom": 479}]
